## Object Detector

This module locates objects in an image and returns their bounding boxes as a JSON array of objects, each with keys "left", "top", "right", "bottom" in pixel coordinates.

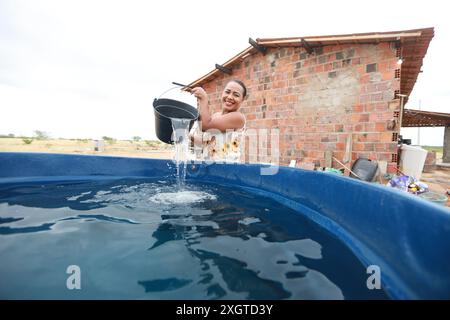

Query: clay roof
[
  {"left": 187, "top": 28, "right": 434, "bottom": 98},
  {"left": 402, "top": 109, "right": 450, "bottom": 127}
]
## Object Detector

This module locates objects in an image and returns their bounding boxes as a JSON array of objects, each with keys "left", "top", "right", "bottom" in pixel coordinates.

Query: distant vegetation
[
  {"left": 1, "top": 133, "right": 167, "bottom": 150},
  {"left": 422, "top": 146, "right": 443, "bottom": 154},
  {"left": 1, "top": 133, "right": 164, "bottom": 145},
  {"left": 102, "top": 136, "right": 116, "bottom": 145},
  {"left": 145, "top": 140, "right": 164, "bottom": 148},
  {"left": 34, "top": 130, "right": 50, "bottom": 140},
  {"left": 0, "top": 131, "right": 51, "bottom": 140},
  {"left": 0, "top": 133, "right": 18, "bottom": 138},
  {"left": 1, "top": 134, "right": 172, "bottom": 157}
]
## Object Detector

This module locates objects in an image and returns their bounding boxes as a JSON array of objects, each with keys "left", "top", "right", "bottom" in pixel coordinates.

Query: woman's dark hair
[{"left": 229, "top": 79, "right": 247, "bottom": 99}]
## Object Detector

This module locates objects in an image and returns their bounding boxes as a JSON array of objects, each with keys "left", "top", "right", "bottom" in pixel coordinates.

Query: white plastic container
[{"left": 400, "top": 145, "right": 428, "bottom": 179}]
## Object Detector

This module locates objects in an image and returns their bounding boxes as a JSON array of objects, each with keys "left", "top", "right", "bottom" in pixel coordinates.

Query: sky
[{"left": 0, "top": 0, "right": 449, "bottom": 144}]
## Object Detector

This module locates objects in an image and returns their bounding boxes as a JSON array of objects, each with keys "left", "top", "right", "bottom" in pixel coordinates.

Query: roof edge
[
  {"left": 256, "top": 27, "right": 433, "bottom": 43},
  {"left": 187, "top": 27, "right": 434, "bottom": 91}
]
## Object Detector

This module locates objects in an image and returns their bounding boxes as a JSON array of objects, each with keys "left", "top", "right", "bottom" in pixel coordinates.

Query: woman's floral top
[
  {"left": 202, "top": 129, "right": 244, "bottom": 162},
  {"left": 190, "top": 128, "right": 245, "bottom": 162}
]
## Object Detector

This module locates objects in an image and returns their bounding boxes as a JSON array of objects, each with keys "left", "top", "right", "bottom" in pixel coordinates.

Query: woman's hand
[
  {"left": 190, "top": 87, "right": 208, "bottom": 103},
  {"left": 190, "top": 86, "right": 210, "bottom": 130}
]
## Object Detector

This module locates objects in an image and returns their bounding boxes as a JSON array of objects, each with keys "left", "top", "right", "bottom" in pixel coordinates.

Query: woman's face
[{"left": 221, "top": 81, "right": 244, "bottom": 113}]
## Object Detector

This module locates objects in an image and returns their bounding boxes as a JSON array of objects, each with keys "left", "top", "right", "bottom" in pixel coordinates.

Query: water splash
[
  {"left": 149, "top": 190, "right": 216, "bottom": 205},
  {"left": 171, "top": 118, "right": 191, "bottom": 189}
]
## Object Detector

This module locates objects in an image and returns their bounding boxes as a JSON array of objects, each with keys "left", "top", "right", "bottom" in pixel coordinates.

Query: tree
[
  {"left": 132, "top": 136, "right": 141, "bottom": 142},
  {"left": 102, "top": 136, "right": 116, "bottom": 145},
  {"left": 34, "top": 130, "right": 50, "bottom": 140}
]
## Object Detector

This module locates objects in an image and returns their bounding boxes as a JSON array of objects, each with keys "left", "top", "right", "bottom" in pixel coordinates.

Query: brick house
[{"left": 187, "top": 28, "right": 434, "bottom": 173}]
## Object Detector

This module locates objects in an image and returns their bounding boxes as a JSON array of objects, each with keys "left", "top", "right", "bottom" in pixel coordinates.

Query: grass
[{"left": 422, "top": 146, "right": 443, "bottom": 153}]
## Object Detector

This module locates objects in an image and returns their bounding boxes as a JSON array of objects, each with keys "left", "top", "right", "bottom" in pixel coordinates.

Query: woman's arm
[
  {"left": 202, "top": 112, "right": 245, "bottom": 132},
  {"left": 190, "top": 87, "right": 211, "bottom": 131}
]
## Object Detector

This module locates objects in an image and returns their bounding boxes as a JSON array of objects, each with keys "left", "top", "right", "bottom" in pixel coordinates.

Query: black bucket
[{"left": 153, "top": 98, "right": 199, "bottom": 144}]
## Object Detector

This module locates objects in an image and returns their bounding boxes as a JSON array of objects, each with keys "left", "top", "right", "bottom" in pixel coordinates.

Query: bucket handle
[
  {"left": 154, "top": 82, "right": 199, "bottom": 110},
  {"left": 156, "top": 82, "right": 194, "bottom": 100}
]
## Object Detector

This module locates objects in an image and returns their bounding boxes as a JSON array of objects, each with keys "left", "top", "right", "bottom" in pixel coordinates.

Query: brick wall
[
  {"left": 423, "top": 151, "right": 436, "bottom": 172},
  {"left": 202, "top": 42, "right": 401, "bottom": 173}
]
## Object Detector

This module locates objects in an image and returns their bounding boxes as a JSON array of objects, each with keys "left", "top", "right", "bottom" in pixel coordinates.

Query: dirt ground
[
  {"left": 0, "top": 138, "right": 174, "bottom": 159},
  {"left": 420, "top": 169, "right": 450, "bottom": 207}
]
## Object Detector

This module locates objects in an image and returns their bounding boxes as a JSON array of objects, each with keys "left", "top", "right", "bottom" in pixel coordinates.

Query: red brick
[
  {"left": 365, "top": 103, "right": 375, "bottom": 112},
  {"left": 364, "top": 143, "right": 374, "bottom": 151},
  {"left": 380, "top": 132, "right": 392, "bottom": 142},
  {"left": 365, "top": 123, "right": 376, "bottom": 132},
  {"left": 378, "top": 61, "right": 389, "bottom": 72},
  {"left": 387, "top": 163, "right": 398, "bottom": 174},
  {"left": 366, "top": 133, "right": 380, "bottom": 141},
  {"left": 355, "top": 134, "right": 368, "bottom": 142},
  {"left": 371, "top": 93, "right": 384, "bottom": 102},
  {"left": 324, "top": 63, "right": 333, "bottom": 71},
  {"left": 352, "top": 58, "right": 361, "bottom": 65},
  {"left": 333, "top": 151, "right": 345, "bottom": 161},
  {"left": 315, "top": 65, "right": 324, "bottom": 73},
  {"left": 382, "top": 71, "right": 394, "bottom": 81},
  {"left": 377, "top": 153, "right": 392, "bottom": 162},
  {"left": 360, "top": 113, "right": 369, "bottom": 122},
  {"left": 375, "top": 122, "right": 386, "bottom": 132},
  {"left": 374, "top": 143, "right": 388, "bottom": 152},
  {"left": 336, "top": 142, "right": 345, "bottom": 150},
  {"left": 353, "top": 104, "right": 364, "bottom": 112},
  {"left": 369, "top": 113, "right": 383, "bottom": 122},
  {"left": 375, "top": 103, "right": 388, "bottom": 112}
]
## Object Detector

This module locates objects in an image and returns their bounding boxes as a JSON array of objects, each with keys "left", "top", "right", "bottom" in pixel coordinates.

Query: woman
[{"left": 189, "top": 80, "right": 247, "bottom": 161}]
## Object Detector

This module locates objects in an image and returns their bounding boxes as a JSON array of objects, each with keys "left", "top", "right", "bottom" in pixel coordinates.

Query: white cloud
[{"left": 0, "top": 0, "right": 449, "bottom": 144}]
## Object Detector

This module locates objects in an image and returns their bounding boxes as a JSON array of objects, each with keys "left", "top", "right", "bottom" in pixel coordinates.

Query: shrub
[
  {"left": 34, "top": 130, "right": 50, "bottom": 140},
  {"left": 102, "top": 136, "right": 116, "bottom": 145}
]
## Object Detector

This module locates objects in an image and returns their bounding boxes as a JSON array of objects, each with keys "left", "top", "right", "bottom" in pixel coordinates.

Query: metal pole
[
  {"left": 396, "top": 94, "right": 408, "bottom": 171},
  {"left": 417, "top": 99, "right": 421, "bottom": 145}
]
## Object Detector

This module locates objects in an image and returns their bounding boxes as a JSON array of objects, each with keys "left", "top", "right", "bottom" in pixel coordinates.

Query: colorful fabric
[{"left": 190, "top": 128, "right": 245, "bottom": 162}]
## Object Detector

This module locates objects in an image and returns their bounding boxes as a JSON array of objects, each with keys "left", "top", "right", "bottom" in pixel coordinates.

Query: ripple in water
[{"left": 150, "top": 191, "right": 216, "bottom": 205}]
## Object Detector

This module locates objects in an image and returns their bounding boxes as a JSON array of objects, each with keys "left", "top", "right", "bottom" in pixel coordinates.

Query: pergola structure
[{"left": 402, "top": 109, "right": 450, "bottom": 163}]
